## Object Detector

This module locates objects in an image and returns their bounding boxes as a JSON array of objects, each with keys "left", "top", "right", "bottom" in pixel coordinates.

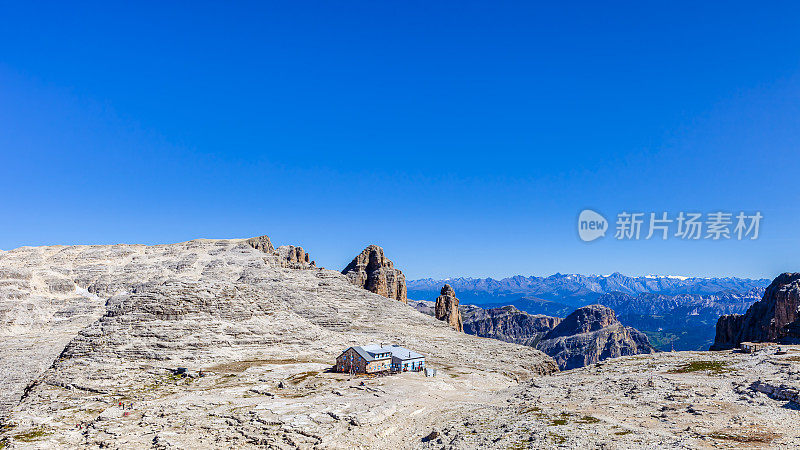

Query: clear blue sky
[{"left": 1, "top": 2, "right": 799, "bottom": 279}]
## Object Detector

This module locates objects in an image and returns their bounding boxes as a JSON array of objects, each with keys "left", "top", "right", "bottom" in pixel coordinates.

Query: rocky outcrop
[
  {"left": 711, "top": 273, "right": 800, "bottom": 350},
  {"left": 245, "top": 235, "right": 275, "bottom": 254},
  {"left": 536, "top": 305, "right": 656, "bottom": 370},
  {"left": 341, "top": 245, "right": 407, "bottom": 304},
  {"left": 245, "top": 236, "right": 315, "bottom": 269},
  {"left": 276, "top": 245, "right": 315, "bottom": 269},
  {"left": 711, "top": 314, "right": 746, "bottom": 350},
  {"left": 749, "top": 379, "right": 800, "bottom": 404},
  {"left": 435, "top": 284, "right": 463, "bottom": 332},
  {"left": 462, "top": 305, "right": 560, "bottom": 346}
]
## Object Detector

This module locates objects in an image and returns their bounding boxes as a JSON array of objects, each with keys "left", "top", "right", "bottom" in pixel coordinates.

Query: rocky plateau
[{"left": 0, "top": 237, "right": 797, "bottom": 449}]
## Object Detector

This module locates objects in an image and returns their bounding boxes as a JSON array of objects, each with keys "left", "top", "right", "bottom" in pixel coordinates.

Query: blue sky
[{"left": 1, "top": 1, "right": 799, "bottom": 279}]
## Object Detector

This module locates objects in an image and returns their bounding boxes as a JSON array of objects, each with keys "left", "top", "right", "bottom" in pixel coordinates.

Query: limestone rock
[
  {"left": 535, "top": 305, "right": 656, "bottom": 370},
  {"left": 435, "top": 284, "right": 463, "bottom": 332},
  {"left": 245, "top": 235, "right": 275, "bottom": 254},
  {"left": 711, "top": 272, "right": 800, "bottom": 350},
  {"left": 711, "top": 314, "right": 746, "bottom": 350},
  {"left": 341, "top": 245, "right": 407, "bottom": 304},
  {"left": 276, "top": 245, "right": 315, "bottom": 269},
  {"left": 245, "top": 236, "right": 314, "bottom": 269}
]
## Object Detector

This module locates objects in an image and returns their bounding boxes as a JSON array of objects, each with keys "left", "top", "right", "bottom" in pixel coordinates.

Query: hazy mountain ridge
[{"left": 408, "top": 273, "right": 770, "bottom": 306}]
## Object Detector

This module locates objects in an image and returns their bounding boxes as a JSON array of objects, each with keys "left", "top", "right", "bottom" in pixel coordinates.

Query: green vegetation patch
[
  {"left": 518, "top": 406, "right": 541, "bottom": 414},
  {"left": 548, "top": 413, "right": 570, "bottom": 426},
  {"left": 668, "top": 360, "right": 733, "bottom": 375},
  {"left": 288, "top": 371, "right": 319, "bottom": 385},
  {"left": 708, "top": 431, "right": 777, "bottom": 443},
  {"left": 575, "top": 415, "right": 601, "bottom": 424},
  {"left": 13, "top": 428, "right": 50, "bottom": 442},
  {"left": 506, "top": 440, "right": 530, "bottom": 450},
  {"left": 548, "top": 432, "right": 566, "bottom": 444}
]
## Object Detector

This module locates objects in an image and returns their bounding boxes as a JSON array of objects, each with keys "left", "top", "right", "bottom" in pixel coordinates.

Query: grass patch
[
  {"left": 206, "top": 357, "right": 325, "bottom": 373},
  {"left": 614, "top": 430, "right": 632, "bottom": 436},
  {"left": 288, "top": 371, "right": 319, "bottom": 385},
  {"left": 576, "top": 415, "right": 601, "bottom": 424},
  {"left": 708, "top": 431, "right": 777, "bottom": 443},
  {"left": 784, "top": 356, "right": 800, "bottom": 362},
  {"left": 13, "top": 428, "right": 50, "bottom": 442},
  {"left": 506, "top": 440, "right": 529, "bottom": 450},
  {"left": 548, "top": 432, "right": 566, "bottom": 444},
  {"left": 519, "top": 406, "right": 541, "bottom": 414},
  {"left": 276, "top": 391, "right": 310, "bottom": 399},
  {"left": 668, "top": 361, "right": 733, "bottom": 375},
  {"left": 548, "top": 413, "right": 570, "bottom": 426}
]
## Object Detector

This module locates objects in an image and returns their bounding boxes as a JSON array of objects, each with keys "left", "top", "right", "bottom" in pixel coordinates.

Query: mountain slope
[{"left": 0, "top": 237, "right": 557, "bottom": 448}]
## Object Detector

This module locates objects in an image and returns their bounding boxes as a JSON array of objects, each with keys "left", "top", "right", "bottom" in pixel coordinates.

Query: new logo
[{"left": 578, "top": 209, "right": 607, "bottom": 242}]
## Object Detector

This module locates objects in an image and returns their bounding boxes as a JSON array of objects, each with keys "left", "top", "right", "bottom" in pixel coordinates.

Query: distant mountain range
[
  {"left": 408, "top": 273, "right": 769, "bottom": 305},
  {"left": 408, "top": 273, "right": 769, "bottom": 351}
]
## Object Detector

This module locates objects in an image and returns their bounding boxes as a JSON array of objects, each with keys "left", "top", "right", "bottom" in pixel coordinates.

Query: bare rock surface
[
  {"left": 435, "top": 284, "right": 463, "bottom": 332},
  {"left": 712, "top": 272, "right": 800, "bottom": 350},
  {"left": 536, "top": 305, "right": 656, "bottom": 370},
  {"left": 0, "top": 236, "right": 556, "bottom": 448},
  {"left": 426, "top": 348, "right": 800, "bottom": 448},
  {"left": 342, "top": 245, "right": 407, "bottom": 304}
]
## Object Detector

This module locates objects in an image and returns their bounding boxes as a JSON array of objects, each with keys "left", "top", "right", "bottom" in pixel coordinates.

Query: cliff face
[
  {"left": 458, "top": 302, "right": 655, "bottom": 369},
  {"left": 711, "top": 273, "right": 800, "bottom": 350},
  {"left": 536, "top": 305, "right": 656, "bottom": 370},
  {"left": 341, "top": 245, "right": 407, "bottom": 304},
  {"left": 462, "top": 305, "right": 561, "bottom": 346},
  {"left": 542, "top": 304, "right": 617, "bottom": 340},
  {"left": 435, "top": 284, "right": 463, "bottom": 332}
]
